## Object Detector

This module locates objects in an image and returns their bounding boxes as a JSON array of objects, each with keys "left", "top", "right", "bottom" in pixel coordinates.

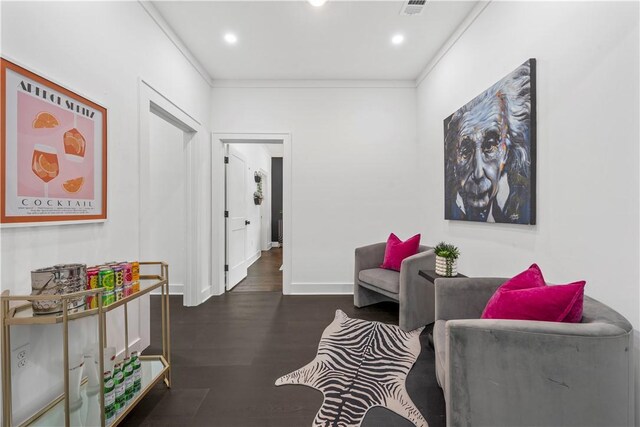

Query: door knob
[{"left": 245, "top": 220, "right": 251, "bottom": 225}]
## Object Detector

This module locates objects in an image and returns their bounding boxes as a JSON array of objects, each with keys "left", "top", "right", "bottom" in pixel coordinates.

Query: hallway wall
[
  {"left": 0, "top": 2, "right": 211, "bottom": 423},
  {"left": 415, "top": 1, "right": 639, "bottom": 422},
  {"left": 211, "top": 85, "right": 421, "bottom": 293}
]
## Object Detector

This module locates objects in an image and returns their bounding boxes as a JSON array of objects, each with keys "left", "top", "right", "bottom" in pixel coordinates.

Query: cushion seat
[{"left": 358, "top": 268, "right": 400, "bottom": 294}]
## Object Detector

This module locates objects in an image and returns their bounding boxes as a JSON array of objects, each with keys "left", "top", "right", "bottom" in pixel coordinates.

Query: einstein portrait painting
[{"left": 444, "top": 58, "right": 536, "bottom": 225}]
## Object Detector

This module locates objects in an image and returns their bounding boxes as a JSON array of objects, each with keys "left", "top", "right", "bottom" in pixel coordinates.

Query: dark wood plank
[
  {"left": 121, "top": 291, "right": 446, "bottom": 427},
  {"left": 232, "top": 248, "right": 282, "bottom": 292}
]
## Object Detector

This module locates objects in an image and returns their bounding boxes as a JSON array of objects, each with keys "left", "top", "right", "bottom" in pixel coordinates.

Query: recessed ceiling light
[
  {"left": 224, "top": 33, "right": 238, "bottom": 45},
  {"left": 391, "top": 34, "right": 405, "bottom": 45},
  {"left": 308, "top": 0, "right": 327, "bottom": 7}
]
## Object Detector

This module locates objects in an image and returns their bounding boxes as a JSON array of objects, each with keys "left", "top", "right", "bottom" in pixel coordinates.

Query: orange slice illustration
[
  {"left": 33, "top": 112, "right": 59, "bottom": 129},
  {"left": 62, "top": 177, "right": 84, "bottom": 193},
  {"left": 34, "top": 154, "right": 58, "bottom": 179},
  {"left": 64, "top": 128, "right": 86, "bottom": 157}
]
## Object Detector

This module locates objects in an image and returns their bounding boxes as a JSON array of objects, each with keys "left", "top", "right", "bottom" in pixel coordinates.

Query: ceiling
[{"left": 151, "top": 1, "right": 479, "bottom": 81}]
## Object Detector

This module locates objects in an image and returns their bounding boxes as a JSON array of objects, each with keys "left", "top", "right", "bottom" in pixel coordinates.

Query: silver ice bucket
[{"left": 31, "top": 264, "right": 87, "bottom": 314}]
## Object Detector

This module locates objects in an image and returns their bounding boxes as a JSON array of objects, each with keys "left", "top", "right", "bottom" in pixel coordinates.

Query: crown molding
[
  {"left": 211, "top": 79, "right": 417, "bottom": 89},
  {"left": 415, "top": 1, "right": 492, "bottom": 87},
  {"left": 138, "top": 1, "right": 214, "bottom": 87}
]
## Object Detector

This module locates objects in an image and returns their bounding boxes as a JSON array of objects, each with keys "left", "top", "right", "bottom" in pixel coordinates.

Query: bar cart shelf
[{"left": 1, "top": 262, "right": 171, "bottom": 427}]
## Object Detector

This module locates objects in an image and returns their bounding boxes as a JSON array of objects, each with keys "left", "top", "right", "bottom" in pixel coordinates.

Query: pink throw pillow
[
  {"left": 380, "top": 233, "right": 421, "bottom": 272},
  {"left": 481, "top": 264, "right": 585, "bottom": 323}
]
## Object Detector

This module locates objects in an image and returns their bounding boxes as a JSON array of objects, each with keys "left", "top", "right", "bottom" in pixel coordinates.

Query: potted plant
[
  {"left": 254, "top": 172, "right": 262, "bottom": 183},
  {"left": 434, "top": 242, "right": 460, "bottom": 277},
  {"left": 253, "top": 191, "right": 263, "bottom": 205}
]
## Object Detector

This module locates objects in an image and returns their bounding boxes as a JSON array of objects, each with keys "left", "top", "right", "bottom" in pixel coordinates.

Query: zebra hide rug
[{"left": 275, "top": 309, "right": 427, "bottom": 427}]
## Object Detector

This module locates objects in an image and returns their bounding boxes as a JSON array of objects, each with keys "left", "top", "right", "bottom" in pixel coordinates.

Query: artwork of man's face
[{"left": 453, "top": 93, "right": 509, "bottom": 210}]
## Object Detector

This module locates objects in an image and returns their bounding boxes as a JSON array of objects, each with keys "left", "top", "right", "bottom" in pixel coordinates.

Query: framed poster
[
  {"left": 444, "top": 58, "right": 536, "bottom": 225},
  {"left": 1, "top": 58, "right": 107, "bottom": 225}
]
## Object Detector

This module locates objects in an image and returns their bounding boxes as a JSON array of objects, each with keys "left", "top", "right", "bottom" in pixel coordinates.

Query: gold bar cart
[{"left": 1, "top": 261, "right": 171, "bottom": 427}]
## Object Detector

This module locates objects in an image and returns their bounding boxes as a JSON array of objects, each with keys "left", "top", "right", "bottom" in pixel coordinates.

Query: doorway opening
[{"left": 211, "top": 133, "right": 291, "bottom": 295}]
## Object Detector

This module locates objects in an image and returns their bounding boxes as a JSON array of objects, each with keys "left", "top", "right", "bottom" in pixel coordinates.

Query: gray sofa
[
  {"left": 433, "top": 277, "right": 634, "bottom": 427},
  {"left": 354, "top": 242, "right": 435, "bottom": 331}
]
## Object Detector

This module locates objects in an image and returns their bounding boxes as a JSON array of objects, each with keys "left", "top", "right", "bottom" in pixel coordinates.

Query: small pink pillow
[
  {"left": 380, "top": 233, "right": 421, "bottom": 272},
  {"left": 481, "top": 264, "right": 585, "bottom": 323}
]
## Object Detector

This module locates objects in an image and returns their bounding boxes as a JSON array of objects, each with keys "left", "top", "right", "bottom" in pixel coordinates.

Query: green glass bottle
[
  {"left": 131, "top": 351, "right": 142, "bottom": 393},
  {"left": 103, "top": 371, "right": 115, "bottom": 426},
  {"left": 124, "top": 356, "right": 134, "bottom": 401},
  {"left": 113, "top": 362, "right": 126, "bottom": 416}
]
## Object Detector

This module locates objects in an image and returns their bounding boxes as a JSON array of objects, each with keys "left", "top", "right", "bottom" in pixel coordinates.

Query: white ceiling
[{"left": 151, "top": 1, "right": 479, "bottom": 81}]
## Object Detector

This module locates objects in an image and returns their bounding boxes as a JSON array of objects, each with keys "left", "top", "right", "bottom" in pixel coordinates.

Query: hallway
[{"left": 232, "top": 248, "right": 282, "bottom": 292}]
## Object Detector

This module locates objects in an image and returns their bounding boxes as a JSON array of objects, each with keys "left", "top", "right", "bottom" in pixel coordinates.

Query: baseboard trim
[
  {"left": 116, "top": 337, "right": 142, "bottom": 359},
  {"left": 289, "top": 283, "right": 353, "bottom": 295},
  {"left": 247, "top": 251, "right": 261, "bottom": 267},
  {"left": 151, "top": 283, "right": 184, "bottom": 295}
]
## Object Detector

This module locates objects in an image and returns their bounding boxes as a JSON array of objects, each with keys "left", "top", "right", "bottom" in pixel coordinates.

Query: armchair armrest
[
  {"left": 445, "top": 319, "right": 633, "bottom": 426},
  {"left": 399, "top": 249, "right": 435, "bottom": 292},
  {"left": 354, "top": 242, "right": 386, "bottom": 276},
  {"left": 435, "top": 277, "right": 507, "bottom": 321}
]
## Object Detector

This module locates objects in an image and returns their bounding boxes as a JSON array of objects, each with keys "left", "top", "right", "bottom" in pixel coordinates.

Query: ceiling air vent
[{"left": 400, "top": 0, "right": 426, "bottom": 16}]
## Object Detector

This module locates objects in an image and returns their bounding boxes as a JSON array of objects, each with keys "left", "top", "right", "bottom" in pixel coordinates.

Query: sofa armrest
[
  {"left": 354, "top": 242, "right": 386, "bottom": 277},
  {"left": 445, "top": 319, "right": 633, "bottom": 426},
  {"left": 434, "top": 277, "right": 507, "bottom": 321}
]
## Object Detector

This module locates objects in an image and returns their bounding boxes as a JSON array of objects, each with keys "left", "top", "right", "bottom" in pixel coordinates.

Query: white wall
[
  {"left": 229, "top": 144, "right": 272, "bottom": 264},
  {"left": 416, "top": 1, "right": 639, "bottom": 422},
  {"left": 212, "top": 85, "right": 421, "bottom": 292},
  {"left": 0, "top": 1, "right": 211, "bottom": 423}
]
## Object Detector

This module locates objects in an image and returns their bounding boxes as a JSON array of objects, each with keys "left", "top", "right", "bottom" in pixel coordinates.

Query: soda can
[
  {"left": 123, "top": 284, "right": 132, "bottom": 298},
  {"left": 99, "top": 268, "right": 115, "bottom": 291},
  {"left": 121, "top": 262, "right": 133, "bottom": 285},
  {"left": 102, "top": 290, "right": 115, "bottom": 307},
  {"left": 113, "top": 265, "right": 124, "bottom": 301},
  {"left": 131, "top": 261, "right": 140, "bottom": 282},
  {"left": 86, "top": 268, "right": 100, "bottom": 309}
]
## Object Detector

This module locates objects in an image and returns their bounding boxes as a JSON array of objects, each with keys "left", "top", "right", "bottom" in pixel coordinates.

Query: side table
[{"left": 419, "top": 269, "right": 468, "bottom": 348}]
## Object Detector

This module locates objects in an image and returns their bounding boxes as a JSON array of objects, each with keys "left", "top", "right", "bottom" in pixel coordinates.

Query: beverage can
[
  {"left": 86, "top": 268, "right": 100, "bottom": 309},
  {"left": 131, "top": 261, "right": 140, "bottom": 282},
  {"left": 99, "top": 268, "right": 115, "bottom": 291},
  {"left": 102, "top": 290, "right": 115, "bottom": 307},
  {"left": 121, "top": 262, "right": 133, "bottom": 285},
  {"left": 124, "top": 356, "right": 134, "bottom": 401},
  {"left": 113, "top": 266, "right": 124, "bottom": 301},
  {"left": 131, "top": 281, "right": 140, "bottom": 294},
  {"left": 123, "top": 284, "right": 132, "bottom": 298},
  {"left": 113, "top": 362, "right": 126, "bottom": 416}
]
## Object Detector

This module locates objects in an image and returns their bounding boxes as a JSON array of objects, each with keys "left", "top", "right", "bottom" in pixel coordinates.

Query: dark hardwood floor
[
  {"left": 121, "top": 292, "right": 446, "bottom": 426},
  {"left": 232, "top": 248, "right": 282, "bottom": 292}
]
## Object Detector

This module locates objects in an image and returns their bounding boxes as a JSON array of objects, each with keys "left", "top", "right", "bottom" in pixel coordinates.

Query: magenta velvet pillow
[
  {"left": 481, "top": 264, "right": 585, "bottom": 323},
  {"left": 380, "top": 233, "right": 421, "bottom": 272}
]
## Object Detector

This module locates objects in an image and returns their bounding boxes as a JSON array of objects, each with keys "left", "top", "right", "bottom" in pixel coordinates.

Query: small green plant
[{"left": 434, "top": 242, "right": 460, "bottom": 260}]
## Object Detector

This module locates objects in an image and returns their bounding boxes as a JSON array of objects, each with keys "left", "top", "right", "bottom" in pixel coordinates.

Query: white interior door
[{"left": 226, "top": 145, "right": 248, "bottom": 289}]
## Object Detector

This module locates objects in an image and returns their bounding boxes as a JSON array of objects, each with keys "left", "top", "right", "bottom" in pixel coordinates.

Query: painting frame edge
[
  {"left": 0, "top": 57, "right": 108, "bottom": 226},
  {"left": 443, "top": 58, "right": 537, "bottom": 226}
]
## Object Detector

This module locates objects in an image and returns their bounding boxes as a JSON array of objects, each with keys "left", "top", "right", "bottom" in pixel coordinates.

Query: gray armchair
[
  {"left": 433, "top": 277, "right": 634, "bottom": 427},
  {"left": 354, "top": 242, "right": 436, "bottom": 331}
]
